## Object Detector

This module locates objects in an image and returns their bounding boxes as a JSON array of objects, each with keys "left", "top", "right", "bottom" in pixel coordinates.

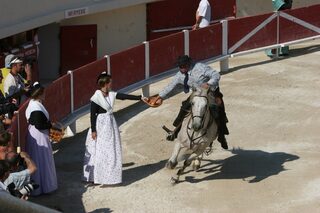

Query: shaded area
[
  {"left": 123, "top": 160, "right": 167, "bottom": 186},
  {"left": 225, "top": 44, "right": 320, "bottom": 74},
  {"left": 184, "top": 148, "right": 299, "bottom": 183},
  {"left": 28, "top": 100, "right": 165, "bottom": 212},
  {"left": 29, "top": 130, "right": 88, "bottom": 213}
]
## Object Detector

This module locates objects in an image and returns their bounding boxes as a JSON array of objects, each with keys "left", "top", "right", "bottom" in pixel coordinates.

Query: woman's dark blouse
[
  {"left": 28, "top": 111, "right": 52, "bottom": 130},
  {"left": 90, "top": 93, "right": 141, "bottom": 132}
]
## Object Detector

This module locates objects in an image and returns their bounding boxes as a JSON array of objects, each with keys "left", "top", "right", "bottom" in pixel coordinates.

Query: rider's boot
[
  {"left": 216, "top": 105, "right": 229, "bottom": 150},
  {"left": 166, "top": 108, "right": 189, "bottom": 141},
  {"left": 166, "top": 125, "right": 182, "bottom": 141}
]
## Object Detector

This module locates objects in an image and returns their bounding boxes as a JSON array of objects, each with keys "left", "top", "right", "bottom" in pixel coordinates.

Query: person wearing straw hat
[
  {"left": 25, "top": 82, "right": 57, "bottom": 196},
  {"left": 83, "top": 72, "right": 145, "bottom": 186}
]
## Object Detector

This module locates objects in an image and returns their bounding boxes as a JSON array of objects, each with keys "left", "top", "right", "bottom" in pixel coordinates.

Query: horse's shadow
[
  {"left": 122, "top": 160, "right": 167, "bottom": 186},
  {"left": 184, "top": 148, "right": 299, "bottom": 183},
  {"left": 88, "top": 208, "right": 113, "bottom": 213}
]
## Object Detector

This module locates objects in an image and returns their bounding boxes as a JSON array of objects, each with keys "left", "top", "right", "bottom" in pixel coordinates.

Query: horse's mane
[
  {"left": 189, "top": 86, "right": 214, "bottom": 105},
  {"left": 190, "top": 86, "right": 209, "bottom": 98}
]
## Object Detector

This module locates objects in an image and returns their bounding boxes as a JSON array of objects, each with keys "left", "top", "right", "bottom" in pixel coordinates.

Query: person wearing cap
[
  {"left": 83, "top": 72, "right": 144, "bottom": 186},
  {"left": 25, "top": 82, "right": 57, "bottom": 196},
  {"left": 0, "top": 54, "right": 14, "bottom": 94},
  {"left": 192, "top": 0, "right": 211, "bottom": 30},
  {"left": 153, "top": 55, "right": 229, "bottom": 149},
  {"left": 3, "top": 55, "right": 32, "bottom": 105}
]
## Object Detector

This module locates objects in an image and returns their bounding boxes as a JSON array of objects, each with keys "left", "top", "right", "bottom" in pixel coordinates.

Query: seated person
[{"left": 4, "top": 151, "right": 37, "bottom": 191}]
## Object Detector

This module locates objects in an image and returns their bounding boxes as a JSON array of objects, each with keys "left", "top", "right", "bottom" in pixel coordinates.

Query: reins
[{"left": 186, "top": 95, "right": 211, "bottom": 149}]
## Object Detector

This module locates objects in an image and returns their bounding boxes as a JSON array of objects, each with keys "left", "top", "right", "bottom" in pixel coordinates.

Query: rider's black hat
[{"left": 177, "top": 55, "right": 192, "bottom": 67}]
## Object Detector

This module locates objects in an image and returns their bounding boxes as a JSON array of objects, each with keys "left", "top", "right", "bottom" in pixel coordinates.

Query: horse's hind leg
[{"left": 166, "top": 143, "right": 182, "bottom": 169}]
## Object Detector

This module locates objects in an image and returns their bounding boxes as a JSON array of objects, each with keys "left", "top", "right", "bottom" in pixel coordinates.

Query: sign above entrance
[{"left": 65, "top": 7, "right": 89, "bottom": 19}]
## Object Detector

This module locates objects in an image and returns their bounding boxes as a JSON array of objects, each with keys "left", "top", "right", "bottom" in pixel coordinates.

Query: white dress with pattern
[{"left": 83, "top": 91, "right": 122, "bottom": 185}]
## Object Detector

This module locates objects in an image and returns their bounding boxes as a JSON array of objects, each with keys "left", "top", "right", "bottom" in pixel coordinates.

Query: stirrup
[{"left": 162, "top": 125, "right": 176, "bottom": 141}]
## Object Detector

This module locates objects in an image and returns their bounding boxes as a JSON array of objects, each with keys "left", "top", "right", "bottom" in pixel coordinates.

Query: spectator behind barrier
[
  {"left": 0, "top": 69, "right": 18, "bottom": 126},
  {"left": 3, "top": 55, "right": 32, "bottom": 106}
]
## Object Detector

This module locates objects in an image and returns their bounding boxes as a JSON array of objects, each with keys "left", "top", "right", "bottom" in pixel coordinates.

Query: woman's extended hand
[{"left": 91, "top": 132, "right": 97, "bottom": 140}]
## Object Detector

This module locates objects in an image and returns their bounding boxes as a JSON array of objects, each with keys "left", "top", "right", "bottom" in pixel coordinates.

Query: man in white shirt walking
[{"left": 193, "top": 0, "right": 211, "bottom": 30}]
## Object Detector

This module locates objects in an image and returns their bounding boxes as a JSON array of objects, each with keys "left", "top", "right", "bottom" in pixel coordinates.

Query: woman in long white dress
[{"left": 83, "top": 72, "right": 143, "bottom": 185}]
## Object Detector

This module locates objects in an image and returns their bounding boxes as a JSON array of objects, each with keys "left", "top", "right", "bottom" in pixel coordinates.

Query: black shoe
[
  {"left": 218, "top": 135, "right": 228, "bottom": 150},
  {"left": 166, "top": 133, "right": 176, "bottom": 141}
]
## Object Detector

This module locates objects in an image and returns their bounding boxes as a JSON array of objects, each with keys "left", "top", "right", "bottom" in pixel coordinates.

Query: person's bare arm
[{"left": 19, "top": 152, "right": 37, "bottom": 174}]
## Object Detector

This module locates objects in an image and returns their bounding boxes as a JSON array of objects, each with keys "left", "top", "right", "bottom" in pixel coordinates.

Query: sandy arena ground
[{"left": 30, "top": 41, "right": 320, "bottom": 213}]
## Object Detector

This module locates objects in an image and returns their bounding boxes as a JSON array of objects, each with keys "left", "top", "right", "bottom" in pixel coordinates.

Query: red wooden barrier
[
  {"left": 110, "top": 44, "right": 145, "bottom": 91},
  {"left": 44, "top": 74, "right": 71, "bottom": 122},
  {"left": 8, "top": 101, "right": 29, "bottom": 151},
  {"left": 6, "top": 4, "right": 319, "bottom": 154},
  {"left": 73, "top": 58, "right": 107, "bottom": 109},
  {"left": 17, "top": 102, "right": 28, "bottom": 151},
  {"left": 228, "top": 13, "right": 277, "bottom": 53},
  {"left": 147, "top": 0, "right": 236, "bottom": 40},
  {"left": 149, "top": 32, "right": 184, "bottom": 76},
  {"left": 189, "top": 23, "right": 222, "bottom": 61},
  {"left": 279, "top": 5, "right": 320, "bottom": 43}
]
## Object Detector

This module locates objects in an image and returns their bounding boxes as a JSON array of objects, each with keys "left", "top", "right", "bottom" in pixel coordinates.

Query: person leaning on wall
[{"left": 192, "top": 0, "right": 211, "bottom": 30}]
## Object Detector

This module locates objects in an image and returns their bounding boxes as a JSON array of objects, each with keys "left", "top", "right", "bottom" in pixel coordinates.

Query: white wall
[
  {"left": 61, "top": 5, "right": 147, "bottom": 57},
  {"left": 236, "top": 0, "right": 320, "bottom": 17},
  {"left": 0, "top": 0, "right": 159, "bottom": 39}
]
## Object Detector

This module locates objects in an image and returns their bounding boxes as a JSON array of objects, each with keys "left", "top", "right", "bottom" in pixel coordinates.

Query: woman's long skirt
[
  {"left": 83, "top": 113, "right": 122, "bottom": 185},
  {"left": 26, "top": 125, "right": 58, "bottom": 196}
]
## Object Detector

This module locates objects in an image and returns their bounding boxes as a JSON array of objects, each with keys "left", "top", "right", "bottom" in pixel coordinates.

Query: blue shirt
[{"left": 4, "top": 169, "right": 31, "bottom": 190}]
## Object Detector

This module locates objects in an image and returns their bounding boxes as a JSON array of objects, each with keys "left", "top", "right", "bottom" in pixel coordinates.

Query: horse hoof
[
  {"left": 193, "top": 164, "right": 200, "bottom": 171},
  {"left": 166, "top": 161, "right": 177, "bottom": 169},
  {"left": 192, "top": 160, "right": 201, "bottom": 171},
  {"left": 170, "top": 177, "right": 178, "bottom": 185}
]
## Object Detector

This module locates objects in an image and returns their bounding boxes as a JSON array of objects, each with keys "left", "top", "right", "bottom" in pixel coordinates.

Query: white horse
[{"left": 166, "top": 87, "right": 218, "bottom": 184}]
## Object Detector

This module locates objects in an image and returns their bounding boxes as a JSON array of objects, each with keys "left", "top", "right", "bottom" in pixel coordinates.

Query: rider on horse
[{"left": 153, "top": 55, "right": 229, "bottom": 149}]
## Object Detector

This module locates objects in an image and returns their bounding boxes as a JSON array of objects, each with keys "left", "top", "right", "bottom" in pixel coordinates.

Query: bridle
[{"left": 186, "top": 94, "right": 211, "bottom": 148}]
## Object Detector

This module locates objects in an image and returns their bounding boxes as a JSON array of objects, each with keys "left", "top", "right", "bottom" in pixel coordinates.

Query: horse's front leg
[
  {"left": 166, "top": 142, "right": 182, "bottom": 169},
  {"left": 171, "top": 152, "right": 198, "bottom": 185},
  {"left": 192, "top": 155, "right": 203, "bottom": 171}
]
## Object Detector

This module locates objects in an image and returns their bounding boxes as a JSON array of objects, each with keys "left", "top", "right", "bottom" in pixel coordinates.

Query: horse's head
[{"left": 190, "top": 87, "right": 210, "bottom": 131}]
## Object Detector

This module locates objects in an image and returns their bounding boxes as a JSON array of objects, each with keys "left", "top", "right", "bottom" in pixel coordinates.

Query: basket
[{"left": 49, "top": 123, "right": 65, "bottom": 143}]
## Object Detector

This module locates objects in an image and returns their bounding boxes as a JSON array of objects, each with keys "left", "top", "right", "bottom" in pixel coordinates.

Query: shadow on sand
[
  {"left": 122, "top": 160, "right": 167, "bottom": 186},
  {"left": 183, "top": 148, "right": 299, "bottom": 184},
  {"left": 28, "top": 100, "right": 166, "bottom": 212},
  {"left": 88, "top": 208, "right": 113, "bottom": 213}
]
